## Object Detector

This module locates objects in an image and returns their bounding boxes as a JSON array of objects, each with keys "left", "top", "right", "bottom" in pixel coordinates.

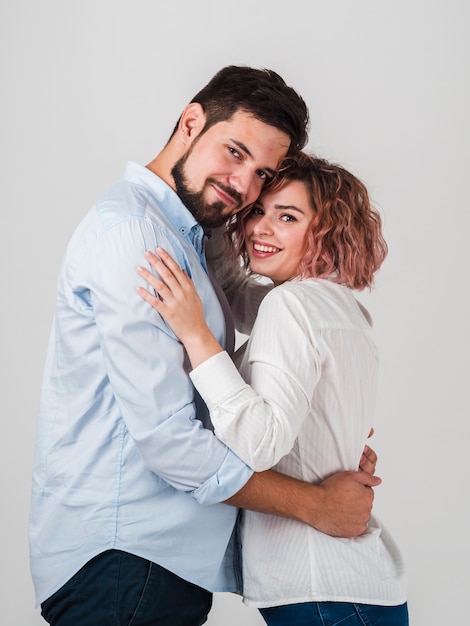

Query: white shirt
[{"left": 190, "top": 278, "right": 407, "bottom": 607}]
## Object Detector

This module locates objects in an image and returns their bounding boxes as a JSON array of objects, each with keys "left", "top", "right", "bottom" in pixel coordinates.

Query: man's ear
[{"left": 178, "top": 102, "right": 206, "bottom": 146}]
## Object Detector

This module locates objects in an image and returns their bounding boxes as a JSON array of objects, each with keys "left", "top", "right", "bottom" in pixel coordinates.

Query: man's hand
[
  {"left": 310, "top": 470, "right": 381, "bottom": 537},
  {"left": 225, "top": 468, "right": 381, "bottom": 539}
]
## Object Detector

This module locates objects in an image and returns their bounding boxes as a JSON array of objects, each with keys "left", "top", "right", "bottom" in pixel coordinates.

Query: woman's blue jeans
[
  {"left": 259, "top": 601, "right": 409, "bottom": 626},
  {"left": 40, "top": 549, "right": 212, "bottom": 625}
]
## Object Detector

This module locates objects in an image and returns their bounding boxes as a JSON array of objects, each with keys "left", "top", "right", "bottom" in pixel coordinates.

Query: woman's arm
[
  {"left": 137, "top": 248, "right": 378, "bottom": 475},
  {"left": 136, "top": 249, "right": 381, "bottom": 537},
  {"left": 137, "top": 248, "right": 313, "bottom": 471}
]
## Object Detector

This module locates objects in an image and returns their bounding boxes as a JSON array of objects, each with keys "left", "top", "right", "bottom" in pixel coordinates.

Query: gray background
[{"left": 1, "top": 1, "right": 468, "bottom": 624}]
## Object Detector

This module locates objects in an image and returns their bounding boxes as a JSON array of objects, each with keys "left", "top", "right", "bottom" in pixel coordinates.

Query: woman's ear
[{"left": 178, "top": 102, "right": 206, "bottom": 146}]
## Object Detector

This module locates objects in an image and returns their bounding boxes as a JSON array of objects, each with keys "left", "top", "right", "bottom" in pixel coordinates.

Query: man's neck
[{"left": 146, "top": 141, "right": 181, "bottom": 192}]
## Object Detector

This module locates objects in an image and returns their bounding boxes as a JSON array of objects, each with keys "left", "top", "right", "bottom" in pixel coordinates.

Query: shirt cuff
[
  {"left": 191, "top": 447, "right": 253, "bottom": 505},
  {"left": 190, "top": 351, "right": 247, "bottom": 410}
]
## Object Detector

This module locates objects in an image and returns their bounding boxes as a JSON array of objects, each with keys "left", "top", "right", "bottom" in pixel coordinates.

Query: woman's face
[{"left": 243, "top": 180, "right": 315, "bottom": 285}]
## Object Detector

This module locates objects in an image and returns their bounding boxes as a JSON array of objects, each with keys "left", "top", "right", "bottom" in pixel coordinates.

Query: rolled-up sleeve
[
  {"left": 73, "top": 217, "right": 253, "bottom": 504},
  {"left": 190, "top": 289, "right": 321, "bottom": 471}
]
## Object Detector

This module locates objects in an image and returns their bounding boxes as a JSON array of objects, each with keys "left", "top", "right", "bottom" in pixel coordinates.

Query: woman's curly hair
[{"left": 227, "top": 152, "right": 388, "bottom": 290}]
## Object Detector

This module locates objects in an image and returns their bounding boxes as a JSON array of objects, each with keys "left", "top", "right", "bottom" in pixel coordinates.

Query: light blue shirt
[{"left": 29, "top": 162, "right": 253, "bottom": 606}]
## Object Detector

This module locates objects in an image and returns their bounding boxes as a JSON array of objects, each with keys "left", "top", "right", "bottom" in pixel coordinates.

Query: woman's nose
[{"left": 253, "top": 215, "right": 273, "bottom": 235}]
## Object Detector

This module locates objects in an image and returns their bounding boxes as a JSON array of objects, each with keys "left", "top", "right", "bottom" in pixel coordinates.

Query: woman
[{"left": 137, "top": 153, "right": 408, "bottom": 625}]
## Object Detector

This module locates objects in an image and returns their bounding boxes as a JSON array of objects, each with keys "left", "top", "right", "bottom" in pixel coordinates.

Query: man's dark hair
[{"left": 171, "top": 65, "right": 309, "bottom": 154}]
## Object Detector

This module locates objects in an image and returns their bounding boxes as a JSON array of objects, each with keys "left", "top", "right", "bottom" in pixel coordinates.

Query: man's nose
[{"left": 230, "top": 168, "right": 257, "bottom": 200}]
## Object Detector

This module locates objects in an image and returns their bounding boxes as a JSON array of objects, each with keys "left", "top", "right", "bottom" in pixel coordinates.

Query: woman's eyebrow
[{"left": 273, "top": 203, "right": 304, "bottom": 214}]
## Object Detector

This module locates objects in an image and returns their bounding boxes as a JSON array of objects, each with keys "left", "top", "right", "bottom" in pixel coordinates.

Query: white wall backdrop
[{"left": 2, "top": 1, "right": 468, "bottom": 624}]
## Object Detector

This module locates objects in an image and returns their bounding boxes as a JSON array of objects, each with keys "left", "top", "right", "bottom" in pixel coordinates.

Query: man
[{"left": 30, "top": 66, "right": 380, "bottom": 625}]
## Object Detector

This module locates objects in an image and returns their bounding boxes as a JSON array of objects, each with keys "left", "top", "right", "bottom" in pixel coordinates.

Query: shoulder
[
  {"left": 259, "top": 279, "right": 371, "bottom": 330},
  {"left": 94, "top": 178, "right": 158, "bottom": 229},
  {"left": 260, "top": 278, "right": 336, "bottom": 311},
  {"left": 255, "top": 280, "right": 317, "bottom": 330}
]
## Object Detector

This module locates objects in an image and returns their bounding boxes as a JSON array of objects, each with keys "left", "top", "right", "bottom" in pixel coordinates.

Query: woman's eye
[{"left": 282, "top": 214, "right": 296, "bottom": 222}]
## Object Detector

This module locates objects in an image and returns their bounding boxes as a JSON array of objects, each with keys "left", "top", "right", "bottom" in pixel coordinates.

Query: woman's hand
[
  {"left": 137, "top": 247, "right": 205, "bottom": 343},
  {"left": 137, "top": 247, "right": 223, "bottom": 368},
  {"left": 359, "top": 428, "right": 378, "bottom": 475}
]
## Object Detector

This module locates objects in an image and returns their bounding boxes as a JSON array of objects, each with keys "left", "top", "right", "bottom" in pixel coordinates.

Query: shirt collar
[
  {"left": 122, "top": 161, "right": 200, "bottom": 234},
  {"left": 122, "top": 161, "right": 207, "bottom": 269}
]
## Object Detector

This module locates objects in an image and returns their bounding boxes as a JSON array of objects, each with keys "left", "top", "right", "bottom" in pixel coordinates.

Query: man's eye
[{"left": 228, "top": 147, "right": 241, "bottom": 158}]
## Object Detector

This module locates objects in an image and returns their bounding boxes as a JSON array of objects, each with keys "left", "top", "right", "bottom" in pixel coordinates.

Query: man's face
[{"left": 171, "top": 111, "right": 290, "bottom": 228}]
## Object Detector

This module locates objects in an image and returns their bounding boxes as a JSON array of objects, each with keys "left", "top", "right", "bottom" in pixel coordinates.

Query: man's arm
[
  {"left": 226, "top": 468, "right": 381, "bottom": 538},
  {"left": 79, "top": 220, "right": 252, "bottom": 503}
]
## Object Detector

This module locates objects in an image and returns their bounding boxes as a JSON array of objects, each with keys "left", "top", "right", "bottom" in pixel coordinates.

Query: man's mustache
[{"left": 207, "top": 178, "right": 243, "bottom": 207}]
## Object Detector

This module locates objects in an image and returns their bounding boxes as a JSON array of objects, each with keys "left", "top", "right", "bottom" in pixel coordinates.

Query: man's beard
[{"left": 171, "top": 155, "right": 243, "bottom": 229}]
